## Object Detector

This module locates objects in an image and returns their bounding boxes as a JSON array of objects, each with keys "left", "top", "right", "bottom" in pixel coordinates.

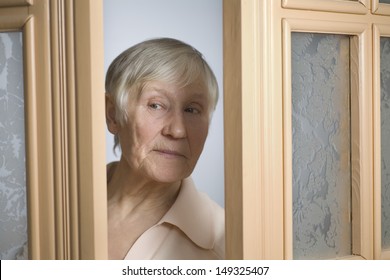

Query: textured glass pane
[
  {"left": 380, "top": 0, "right": 390, "bottom": 4},
  {"left": 292, "top": 33, "right": 352, "bottom": 259},
  {"left": 381, "top": 37, "right": 390, "bottom": 250},
  {"left": 0, "top": 32, "right": 28, "bottom": 259}
]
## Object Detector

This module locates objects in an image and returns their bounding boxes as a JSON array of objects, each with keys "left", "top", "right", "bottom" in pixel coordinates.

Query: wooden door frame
[
  {"left": 0, "top": 0, "right": 107, "bottom": 259},
  {"left": 223, "top": 0, "right": 285, "bottom": 259}
]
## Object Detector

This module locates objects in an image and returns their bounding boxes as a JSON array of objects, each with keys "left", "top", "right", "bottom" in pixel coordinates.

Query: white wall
[{"left": 103, "top": 0, "right": 224, "bottom": 207}]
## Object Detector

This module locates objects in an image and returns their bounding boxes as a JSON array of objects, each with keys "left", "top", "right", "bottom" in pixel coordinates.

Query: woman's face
[{"left": 118, "top": 79, "right": 210, "bottom": 183}]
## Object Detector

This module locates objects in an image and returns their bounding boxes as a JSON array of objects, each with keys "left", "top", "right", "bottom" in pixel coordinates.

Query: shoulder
[
  {"left": 195, "top": 189, "right": 224, "bottom": 232},
  {"left": 165, "top": 177, "right": 225, "bottom": 259},
  {"left": 197, "top": 191, "right": 225, "bottom": 258}
]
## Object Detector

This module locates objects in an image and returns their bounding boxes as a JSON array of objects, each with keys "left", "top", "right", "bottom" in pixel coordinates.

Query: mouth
[{"left": 153, "top": 149, "right": 186, "bottom": 159}]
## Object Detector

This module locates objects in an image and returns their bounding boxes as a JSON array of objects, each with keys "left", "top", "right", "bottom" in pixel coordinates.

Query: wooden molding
[
  {"left": 0, "top": 0, "right": 32, "bottom": 8},
  {"left": 282, "top": 17, "right": 373, "bottom": 260},
  {"left": 224, "top": 0, "right": 284, "bottom": 259},
  {"left": 373, "top": 1, "right": 390, "bottom": 15},
  {"left": 282, "top": 0, "right": 368, "bottom": 14},
  {"left": 25, "top": 0, "right": 56, "bottom": 260},
  {"left": 73, "top": 0, "right": 107, "bottom": 260},
  {"left": 373, "top": 24, "right": 390, "bottom": 260},
  {"left": 223, "top": 0, "right": 243, "bottom": 260}
]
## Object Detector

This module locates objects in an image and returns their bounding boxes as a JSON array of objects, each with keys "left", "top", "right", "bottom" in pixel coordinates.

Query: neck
[{"left": 107, "top": 160, "right": 181, "bottom": 221}]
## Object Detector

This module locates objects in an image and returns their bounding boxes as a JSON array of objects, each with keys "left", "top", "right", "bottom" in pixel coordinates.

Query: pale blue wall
[{"left": 103, "top": 0, "right": 224, "bottom": 207}]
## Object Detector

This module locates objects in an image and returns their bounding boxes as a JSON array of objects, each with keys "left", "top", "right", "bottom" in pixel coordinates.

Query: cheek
[
  {"left": 128, "top": 117, "right": 167, "bottom": 163},
  {"left": 134, "top": 117, "right": 163, "bottom": 145},
  {"left": 118, "top": 127, "right": 154, "bottom": 172},
  {"left": 118, "top": 121, "right": 153, "bottom": 155},
  {"left": 120, "top": 105, "right": 166, "bottom": 151},
  {"left": 188, "top": 120, "right": 209, "bottom": 154}
]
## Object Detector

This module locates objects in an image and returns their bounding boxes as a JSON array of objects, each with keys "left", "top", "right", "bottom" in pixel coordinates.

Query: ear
[{"left": 106, "top": 93, "right": 120, "bottom": 134}]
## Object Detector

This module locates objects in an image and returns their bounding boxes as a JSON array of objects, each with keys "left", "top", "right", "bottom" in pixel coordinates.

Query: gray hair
[{"left": 105, "top": 38, "right": 219, "bottom": 152}]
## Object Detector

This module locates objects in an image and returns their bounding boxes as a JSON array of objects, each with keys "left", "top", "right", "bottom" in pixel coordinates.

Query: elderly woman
[{"left": 105, "top": 38, "right": 224, "bottom": 260}]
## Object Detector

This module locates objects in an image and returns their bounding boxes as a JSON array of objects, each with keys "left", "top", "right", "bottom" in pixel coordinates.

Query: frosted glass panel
[
  {"left": 381, "top": 37, "right": 390, "bottom": 250},
  {"left": 379, "top": 0, "right": 390, "bottom": 4},
  {"left": 291, "top": 33, "right": 352, "bottom": 259},
  {"left": 0, "top": 32, "right": 28, "bottom": 259}
]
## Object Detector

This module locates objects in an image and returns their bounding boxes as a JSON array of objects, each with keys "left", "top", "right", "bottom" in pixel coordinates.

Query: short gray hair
[{"left": 105, "top": 38, "right": 219, "bottom": 152}]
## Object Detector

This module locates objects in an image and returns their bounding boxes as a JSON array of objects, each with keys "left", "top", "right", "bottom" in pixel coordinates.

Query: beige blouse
[{"left": 121, "top": 177, "right": 225, "bottom": 260}]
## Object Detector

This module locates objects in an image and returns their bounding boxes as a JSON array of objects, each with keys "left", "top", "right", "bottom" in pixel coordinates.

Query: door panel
[{"left": 224, "top": 0, "right": 389, "bottom": 260}]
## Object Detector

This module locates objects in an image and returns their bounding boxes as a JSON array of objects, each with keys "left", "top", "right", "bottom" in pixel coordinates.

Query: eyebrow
[
  {"left": 142, "top": 86, "right": 208, "bottom": 101},
  {"left": 140, "top": 86, "right": 168, "bottom": 96}
]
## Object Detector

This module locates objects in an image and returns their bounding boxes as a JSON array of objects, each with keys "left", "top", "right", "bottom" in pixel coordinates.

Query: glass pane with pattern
[
  {"left": 0, "top": 32, "right": 27, "bottom": 260},
  {"left": 381, "top": 36, "right": 390, "bottom": 250},
  {"left": 291, "top": 32, "right": 352, "bottom": 259}
]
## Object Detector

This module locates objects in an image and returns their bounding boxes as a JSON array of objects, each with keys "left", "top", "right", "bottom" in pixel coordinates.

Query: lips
[{"left": 154, "top": 149, "right": 186, "bottom": 158}]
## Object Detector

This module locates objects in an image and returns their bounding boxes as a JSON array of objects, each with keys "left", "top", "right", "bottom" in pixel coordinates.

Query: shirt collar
[{"left": 158, "top": 177, "right": 216, "bottom": 250}]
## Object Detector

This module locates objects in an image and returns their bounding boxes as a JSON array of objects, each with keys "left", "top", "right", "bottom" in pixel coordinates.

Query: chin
[{"left": 151, "top": 169, "right": 191, "bottom": 184}]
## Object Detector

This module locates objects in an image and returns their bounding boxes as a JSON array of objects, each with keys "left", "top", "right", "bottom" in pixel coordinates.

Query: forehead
[{"left": 141, "top": 80, "right": 209, "bottom": 99}]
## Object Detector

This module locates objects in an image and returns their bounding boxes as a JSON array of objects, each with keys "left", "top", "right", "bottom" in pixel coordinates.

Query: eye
[
  {"left": 148, "top": 103, "right": 163, "bottom": 110},
  {"left": 184, "top": 107, "right": 201, "bottom": 114}
]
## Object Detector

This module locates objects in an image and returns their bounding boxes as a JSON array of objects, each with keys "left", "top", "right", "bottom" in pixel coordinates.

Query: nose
[{"left": 162, "top": 110, "right": 187, "bottom": 139}]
